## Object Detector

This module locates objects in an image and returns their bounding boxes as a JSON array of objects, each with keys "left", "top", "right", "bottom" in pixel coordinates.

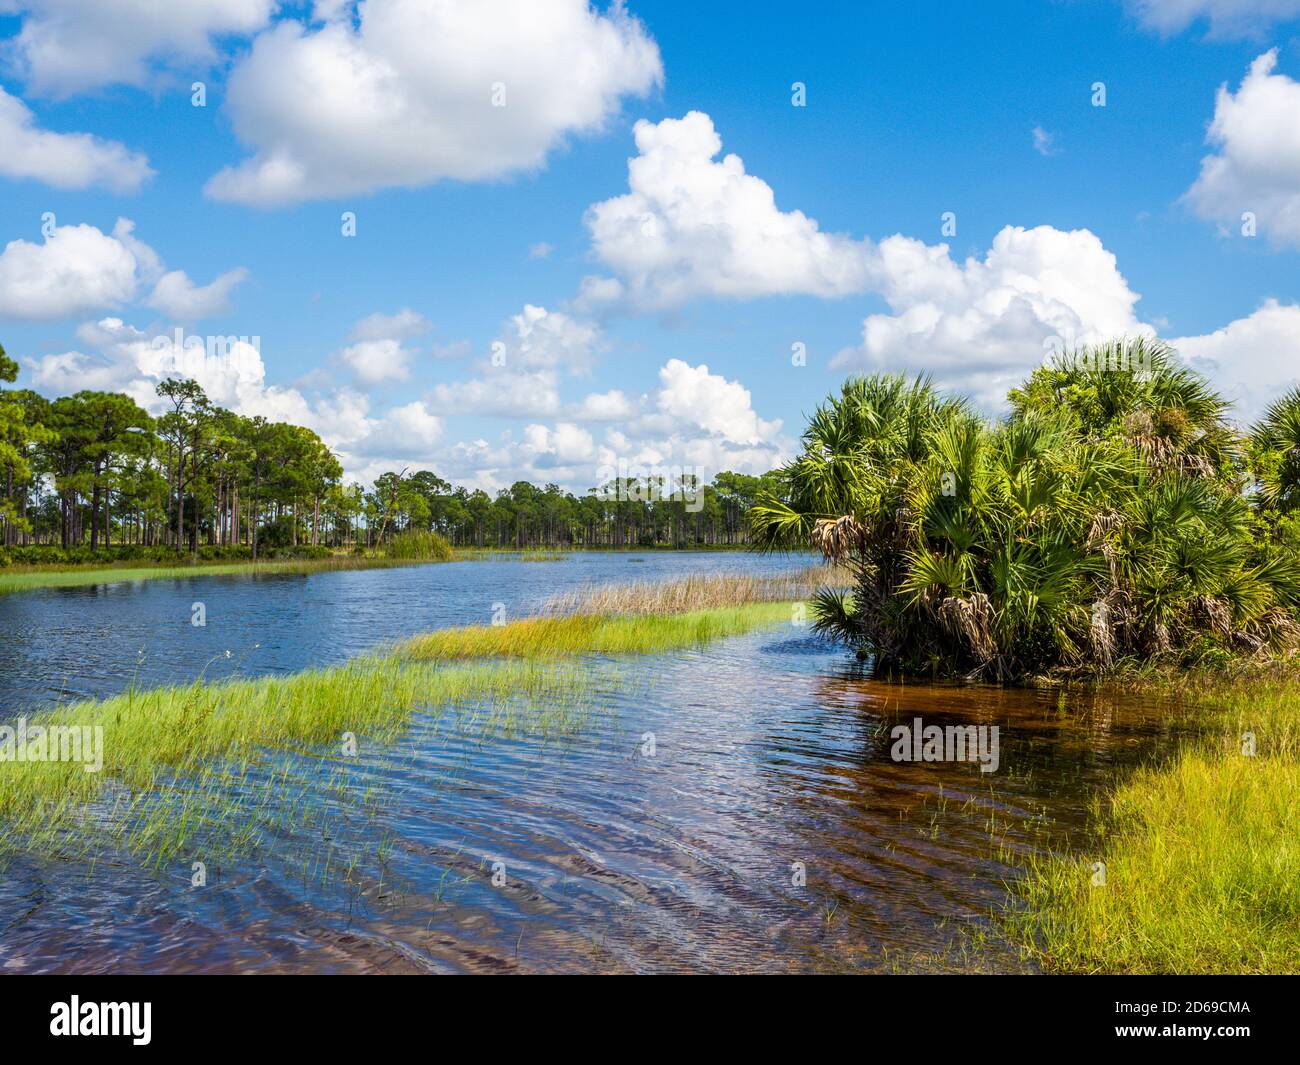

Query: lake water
[{"left": 0, "top": 553, "right": 1191, "bottom": 973}]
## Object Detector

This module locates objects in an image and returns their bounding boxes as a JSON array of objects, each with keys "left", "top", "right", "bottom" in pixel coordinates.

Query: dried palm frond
[
  {"left": 811, "top": 514, "right": 866, "bottom": 563},
  {"left": 938, "top": 592, "right": 998, "bottom": 663},
  {"left": 1191, "top": 594, "right": 1233, "bottom": 639}
]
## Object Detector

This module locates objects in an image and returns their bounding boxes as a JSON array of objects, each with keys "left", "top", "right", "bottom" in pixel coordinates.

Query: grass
[
  {"left": 0, "top": 553, "right": 446, "bottom": 595},
  {"left": 383, "top": 529, "right": 453, "bottom": 561},
  {"left": 1006, "top": 667, "right": 1300, "bottom": 974},
  {"left": 544, "top": 565, "right": 848, "bottom": 616},
  {"left": 397, "top": 601, "right": 793, "bottom": 661},
  {"left": 0, "top": 584, "right": 801, "bottom": 866}
]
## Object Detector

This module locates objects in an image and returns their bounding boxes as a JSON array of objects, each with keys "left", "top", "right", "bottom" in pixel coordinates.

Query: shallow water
[
  {"left": 0, "top": 551, "right": 808, "bottom": 710},
  {"left": 0, "top": 554, "right": 1193, "bottom": 973}
]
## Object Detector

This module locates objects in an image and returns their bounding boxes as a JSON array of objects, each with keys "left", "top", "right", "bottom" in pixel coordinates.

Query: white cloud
[
  {"left": 571, "top": 388, "right": 635, "bottom": 421},
  {"left": 832, "top": 225, "right": 1149, "bottom": 406},
  {"left": 1130, "top": 0, "right": 1300, "bottom": 37},
  {"left": 585, "top": 111, "right": 877, "bottom": 308},
  {"left": 4, "top": 0, "right": 276, "bottom": 97},
  {"left": 1032, "top": 125, "right": 1060, "bottom": 157},
  {"left": 426, "top": 304, "right": 601, "bottom": 417},
  {"left": 500, "top": 304, "right": 601, "bottom": 374},
  {"left": 528, "top": 242, "right": 553, "bottom": 259},
  {"left": 339, "top": 338, "right": 415, "bottom": 385},
  {"left": 654, "top": 358, "right": 781, "bottom": 446},
  {"left": 1184, "top": 50, "right": 1300, "bottom": 248},
  {"left": 205, "top": 0, "right": 662, "bottom": 206},
  {"left": 1172, "top": 299, "right": 1300, "bottom": 419},
  {"left": 337, "top": 308, "right": 432, "bottom": 383},
  {"left": 147, "top": 267, "right": 249, "bottom": 321},
  {"left": 348, "top": 308, "right": 431, "bottom": 342},
  {"left": 0, "top": 84, "right": 152, "bottom": 190},
  {"left": 430, "top": 369, "right": 562, "bottom": 418},
  {"left": 0, "top": 219, "right": 141, "bottom": 320},
  {"left": 0, "top": 217, "right": 248, "bottom": 323}
]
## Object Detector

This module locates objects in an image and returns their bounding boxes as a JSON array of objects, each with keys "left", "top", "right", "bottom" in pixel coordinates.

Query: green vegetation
[
  {"left": 0, "top": 589, "right": 797, "bottom": 864},
  {"left": 753, "top": 339, "right": 1300, "bottom": 680},
  {"left": 1006, "top": 669, "right": 1300, "bottom": 974},
  {"left": 0, "top": 351, "right": 782, "bottom": 559},
  {"left": 397, "top": 602, "right": 792, "bottom": 662},
  {"left": 382, "top": 528, "right": 453, "bottom": 561},
  {"left": 0, "top": 553, "right": 439, "bottom": 595}
]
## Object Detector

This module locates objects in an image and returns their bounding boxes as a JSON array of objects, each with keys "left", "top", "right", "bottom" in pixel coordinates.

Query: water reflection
[
  {"left": 0, "top": 620, "right": 1193, "bottom": 974},
  {"left": 0, "top": 551, "right": 812, "bottom": 710}
]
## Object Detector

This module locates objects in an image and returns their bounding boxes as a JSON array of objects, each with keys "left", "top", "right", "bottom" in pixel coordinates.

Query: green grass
[
  {"left": 0, "top": 553, "right": 444, "bottom": 594},
  {"left": 396, "top": 602, "right": 793, "bottom": 661},
  {"left": 1006, "top": 669, "right": 1300, "bottom": 974},
  {"left": 0, "top": 600, "right": 796, "bottom": 865}
]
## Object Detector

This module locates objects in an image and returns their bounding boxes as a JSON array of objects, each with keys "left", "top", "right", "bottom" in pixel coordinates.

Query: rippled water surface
[{"left": 0, "top": 554, "right": 1192, "bottom": 973}]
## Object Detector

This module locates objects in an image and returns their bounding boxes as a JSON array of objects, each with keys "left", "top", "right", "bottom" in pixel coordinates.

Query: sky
[{"left": 1, "top": 0, "right": 1299, "bottom": 493}]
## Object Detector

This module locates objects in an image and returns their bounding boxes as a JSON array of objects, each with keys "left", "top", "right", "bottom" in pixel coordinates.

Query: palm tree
[{"left": 754, "top": 348, "right": 1300, "bottom": 680}]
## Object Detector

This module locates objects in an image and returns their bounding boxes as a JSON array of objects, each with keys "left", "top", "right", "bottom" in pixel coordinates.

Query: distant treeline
[{"left": 0, "top": 346, "right": 782, "bottom": 561}]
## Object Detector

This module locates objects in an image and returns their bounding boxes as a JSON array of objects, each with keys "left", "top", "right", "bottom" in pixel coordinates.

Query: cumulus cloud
[
  {"left": 426, "top": 304, "right": 603, "bottom": 417},
  {"left": 832, "top": 225, "right": 1149, "bottom": 406},
  {"left": 0, "top": 84, "right": 152, "bottom": 191},
  {"left": 0, "top": 217, "right": 248, "bottom": 323},
  {"left": 339, "top": 339, "right": 415, "bottom": 385},
  {"left": 0, "top": 219, "right": 141, "bottom": 320},
  {"left": 1129, "top": 0, "right": 1300, "bottom": 37},
  {"left": 1184, "top": 50, "right": 1300, "bottom": 248},
  {"left": 1172, "top": 299, "right": 1300, "bottom": 419},
  {"left": 654, "top": 358, "right": 781, "bottom": 446},
  {"left": 499, "top": 304, "right": 601, "bottom": 374},
  {"left": 205, "top": 0, "right": 662, "bottom": 206},
  {"left": 571, "top": 388, "right": 635, "bottom": 421},
  {"left": 430, "top": 370, "right": 562, "bottom": 419},
  {"left": 348, "top": 308, "right": 431, "bottom": 342},
  {"left": 433, "top": 376, "right": 790, "bottom": 494},
  {"left": 147, "top": 267, "right": 249, "bottom": 321},
  {"left": 585, "top": 111, "right": 877, "bottom": 308},
  {"left": 3, "top": 0, "right": 275, "bottom": 97}
]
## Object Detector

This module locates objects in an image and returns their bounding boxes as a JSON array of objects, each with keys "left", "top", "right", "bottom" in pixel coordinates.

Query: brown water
[{"left": 0, "top": 612, "right": 1194, "bottom": 974}]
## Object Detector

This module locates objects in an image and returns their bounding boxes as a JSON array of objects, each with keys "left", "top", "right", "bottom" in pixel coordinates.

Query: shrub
[
  {"left": 752, "top": 341, "right": 1300, "bottom": 680},
  {"left": 383, "top": 529, "right": 452, "bottom": 561}
]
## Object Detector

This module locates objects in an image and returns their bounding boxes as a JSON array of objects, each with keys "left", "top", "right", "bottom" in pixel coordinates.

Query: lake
[{"left": 0, "top": 553, "right": 1191, "bottom": 973}]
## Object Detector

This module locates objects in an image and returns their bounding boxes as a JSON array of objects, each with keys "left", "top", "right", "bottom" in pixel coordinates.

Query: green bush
[
  {"left": 752, "top": 340, "right": 1300, "bottom": 680},
  {"left": 0, "top": 542, "right": 340, "bottom": 568},
  {"left": 383, "top": 529, "right": 453, "bottom": 561}
]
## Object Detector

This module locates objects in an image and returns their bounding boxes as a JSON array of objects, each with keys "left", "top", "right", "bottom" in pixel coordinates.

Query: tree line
[{"left": 0, "top": 344, "right": 781, "bottom": 561}]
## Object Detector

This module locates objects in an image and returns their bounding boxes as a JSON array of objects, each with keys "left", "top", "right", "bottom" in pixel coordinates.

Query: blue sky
[{"left": 1, "top": 0, "right": 1299, "bottom": 491}]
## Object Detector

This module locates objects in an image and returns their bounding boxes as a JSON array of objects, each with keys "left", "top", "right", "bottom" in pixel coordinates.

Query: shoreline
[{"left": 0, "top": 544, "right": 771, "bottom": 595}]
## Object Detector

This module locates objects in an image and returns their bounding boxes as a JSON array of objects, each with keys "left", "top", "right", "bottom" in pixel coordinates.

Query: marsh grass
[
  {"left": 543, "top": 564, "right": 848, "bottom": 617},
  {"left": 0, "top": 553, "right": 441, "bottom": 595},
  {"left": 0, "top": 658, "right": 594, "bottom": 864},
  {"left": 0, "top": 587, "right": 800, "bottom": 869},
  {"left": 397, "top": 602, "right": 792, "bottom": 661},
  {"left": 1006, "top": 669, "right": 1300, "bottom": 974}
]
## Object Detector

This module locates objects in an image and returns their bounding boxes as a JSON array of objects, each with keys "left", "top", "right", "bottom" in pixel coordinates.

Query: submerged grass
[
  {"left": 0, "top": 658, "right": 591, "bottom": 860},
  {"left": 0, "top": 583, "right": 801, "bottom": 867},
  {"left": 1006, "top": 668, "right": 1300, "bottom": 974}
]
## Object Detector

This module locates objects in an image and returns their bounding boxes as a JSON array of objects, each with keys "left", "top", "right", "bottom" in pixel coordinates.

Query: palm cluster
[{"left": 753, "top": 340, "right": 1300, "bottom": 679}]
